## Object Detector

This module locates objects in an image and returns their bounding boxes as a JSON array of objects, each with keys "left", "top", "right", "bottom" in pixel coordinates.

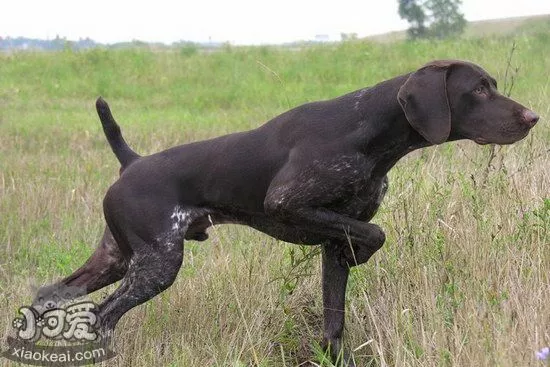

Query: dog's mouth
[
  {"left": 507, "top": 125, "right": 532, "bottom": 144},
  {"left": 473, "top": 123, "right": 532, "bottom": 145}
]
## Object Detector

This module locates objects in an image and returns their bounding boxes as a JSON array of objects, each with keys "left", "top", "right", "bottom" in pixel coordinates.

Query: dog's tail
[{"left": 96, "top": 97, "right": 140, "bottom": 169}]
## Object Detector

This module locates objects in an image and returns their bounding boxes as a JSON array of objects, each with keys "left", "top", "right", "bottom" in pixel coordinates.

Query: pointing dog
[{"left": 35, "top": 60, "right": 539, "bottom": 365}]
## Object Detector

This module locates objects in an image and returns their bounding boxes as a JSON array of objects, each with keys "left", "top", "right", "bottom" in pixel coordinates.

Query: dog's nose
[{"left": 522, "top": 109, "right": 539, "bottom": 128}]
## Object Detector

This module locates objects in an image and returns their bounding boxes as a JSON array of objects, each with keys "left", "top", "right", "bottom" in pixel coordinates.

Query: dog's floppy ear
[{"left": 397, "top": 64, "right": 451, "bottom": 145}]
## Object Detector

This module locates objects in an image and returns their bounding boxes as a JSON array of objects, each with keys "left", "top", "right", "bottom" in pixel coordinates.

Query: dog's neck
[{"left": 356, "top": 74, "right": 431, "bottom": 175}]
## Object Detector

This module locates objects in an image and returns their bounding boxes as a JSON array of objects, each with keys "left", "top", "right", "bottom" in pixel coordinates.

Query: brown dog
[{"left": 36, "top": 60, "right": 538, "bottom": 365}]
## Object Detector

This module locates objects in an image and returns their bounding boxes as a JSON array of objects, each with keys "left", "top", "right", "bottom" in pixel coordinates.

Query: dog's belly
[{"left": 184, "top": 174, "right": 388, "bottom": 243}]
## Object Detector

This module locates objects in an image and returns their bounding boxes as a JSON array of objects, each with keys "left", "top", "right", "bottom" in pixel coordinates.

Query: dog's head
[{"left": 397, "top": 59, "right": 539, "bottom": 145}]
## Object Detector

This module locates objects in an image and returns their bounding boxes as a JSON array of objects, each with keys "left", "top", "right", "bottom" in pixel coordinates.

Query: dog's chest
[
  {"left": 330, "top": 173, "right": 388, "bottom": 221},
  {"left": 310, "top": 155, "right": 389, "bottom": 221}
]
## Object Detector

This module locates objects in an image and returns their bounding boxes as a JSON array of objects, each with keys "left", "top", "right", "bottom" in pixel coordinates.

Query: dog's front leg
[
  {"left": 322, "top": 241, "right": 354, "bottom": 366},
  {"left": 321, "top": 233, "right": 385, "bottom": 367},
  {"left": 265, "top": 175, "right": 386, "bottom": 365}
]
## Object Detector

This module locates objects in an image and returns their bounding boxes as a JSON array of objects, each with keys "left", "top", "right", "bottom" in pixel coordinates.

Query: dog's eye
[{"left": 474, "top": 86, "right": 485, "bottom": 94}]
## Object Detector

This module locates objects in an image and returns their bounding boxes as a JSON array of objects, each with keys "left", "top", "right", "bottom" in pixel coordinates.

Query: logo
[{"left": 2, "top": 284, "right": 115, "bottom": 366}]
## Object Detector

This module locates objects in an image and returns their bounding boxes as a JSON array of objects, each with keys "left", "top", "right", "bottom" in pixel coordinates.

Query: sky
[{"left": 1, "top": 0, "right": 549, "bottom": 45}]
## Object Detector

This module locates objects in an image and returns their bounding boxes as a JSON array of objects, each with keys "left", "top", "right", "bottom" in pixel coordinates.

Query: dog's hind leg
[
  {"left": 96, "top": 184, "right": 193, "bottom": 336},
  {"left": 62, "top": 227, "right": 128, "bottom": 291},
  {"left": 96, "top": 241, "right": 183, "bottom": 335},
  {"left": 33, "top": 227, "right": 129, "bottom": 309}
]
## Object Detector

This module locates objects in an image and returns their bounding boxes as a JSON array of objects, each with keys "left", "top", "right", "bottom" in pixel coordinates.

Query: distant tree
[
  {"left": 398, "top": 0, "right": 428, "bottom": 39},
  {"left": 398, "top": 0, "right": 466, "bottom": 39},
  {"left": 340, "top": 32, "right": 358, "bottom": 41},
  {"left": 425, "top": 0, "right": 466, "bottom": 39}
]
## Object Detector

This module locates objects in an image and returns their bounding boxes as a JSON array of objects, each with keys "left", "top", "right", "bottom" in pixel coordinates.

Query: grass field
[{"left": 1, "top": 26, "right": 549, "bottom": 366}]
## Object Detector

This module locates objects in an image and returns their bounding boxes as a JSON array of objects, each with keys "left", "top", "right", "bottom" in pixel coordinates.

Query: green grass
[{"left": 1, "top": 31, "right": 549, "bottom": 366}]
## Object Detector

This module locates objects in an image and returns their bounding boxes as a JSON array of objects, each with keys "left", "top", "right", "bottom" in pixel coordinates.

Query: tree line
[{"left": 398, "top": 0, "right": 466, "bottom": 39}]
